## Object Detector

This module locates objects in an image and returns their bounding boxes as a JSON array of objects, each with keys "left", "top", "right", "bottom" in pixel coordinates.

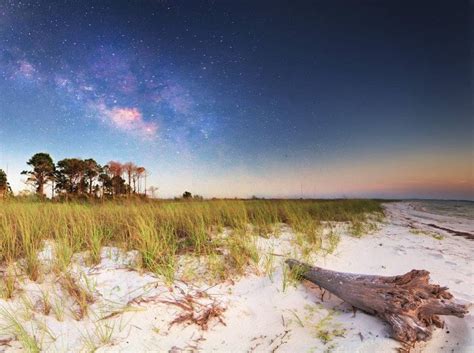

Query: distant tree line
[
  {"left": 0, "top": 169, "right": 12, "bottom": 198},
  {"left": 179, "top": 191, "right": 203, "bottom": 200},
  {"left": 1, "top": 153, "right": 206, "bottom": 201},
  {"left": 20, "top": 152, "right": 151, "bottom": 199}
]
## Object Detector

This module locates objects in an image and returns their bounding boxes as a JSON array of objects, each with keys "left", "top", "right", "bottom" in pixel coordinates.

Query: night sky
[{"left": 0, "top": 0, "right": 472, "bottom": 199}]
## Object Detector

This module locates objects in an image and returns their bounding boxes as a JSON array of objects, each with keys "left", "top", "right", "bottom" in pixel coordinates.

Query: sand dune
[{"left": 0, "top": 202, "right": 472, "bottom": 352}]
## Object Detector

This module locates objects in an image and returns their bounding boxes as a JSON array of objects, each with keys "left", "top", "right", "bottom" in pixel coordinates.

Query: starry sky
[{"left": 0, "top": 0, "right": 472, "bottom": 199}]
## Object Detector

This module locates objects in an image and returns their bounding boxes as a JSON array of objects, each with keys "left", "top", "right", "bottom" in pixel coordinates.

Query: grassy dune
[{"left": 0, "top": 199, "right": 383, "bottom": 284}]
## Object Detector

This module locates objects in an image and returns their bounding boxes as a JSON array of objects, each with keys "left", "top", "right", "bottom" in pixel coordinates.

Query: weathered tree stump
[{"left": 286, "top": 259, "right": 468, "bottom": 344}]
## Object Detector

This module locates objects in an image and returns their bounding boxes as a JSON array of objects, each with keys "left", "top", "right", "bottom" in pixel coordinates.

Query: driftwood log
[{"left": 286, "top": 259, "right": 468, "bottom": 345}]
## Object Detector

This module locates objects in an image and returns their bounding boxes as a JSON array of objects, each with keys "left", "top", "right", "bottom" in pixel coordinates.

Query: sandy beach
[
  {"left": 2, "top": 1, "right": 472, "bottom": 351},
  {"left": 0, "top": 201, "right": 472, "bottom": 353}
]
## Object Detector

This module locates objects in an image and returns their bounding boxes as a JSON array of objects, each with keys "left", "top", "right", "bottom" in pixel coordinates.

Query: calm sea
[{"left": 411, "top": 200, "right": 474, "bottom": 220}]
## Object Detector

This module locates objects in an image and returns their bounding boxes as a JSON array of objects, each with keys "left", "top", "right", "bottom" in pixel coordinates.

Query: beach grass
[
  {"left": 0, "top": 199, "right": 383, "bottom": 284},
  {"left": 0, "top": 306, "right": 41, "bottom": 353}
]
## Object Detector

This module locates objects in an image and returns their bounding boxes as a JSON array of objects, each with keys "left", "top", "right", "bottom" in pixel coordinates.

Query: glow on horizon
[{"left": 2, "top": 147, "right": 472, "bottom": 200}]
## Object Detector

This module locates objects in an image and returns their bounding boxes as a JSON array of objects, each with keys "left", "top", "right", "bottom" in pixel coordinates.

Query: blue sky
[{"left": 0, "top": 0, "right": 472, "bottom": 199}]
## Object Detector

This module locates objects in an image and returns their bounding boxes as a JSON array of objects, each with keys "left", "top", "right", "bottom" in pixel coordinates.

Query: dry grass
[
  {"left": 0, "top": 262, "right": 17, "bottom": 299},
  {"left": 0, "top": 199, "right": 383, "bottom": 285},
  {"left": 58, "top": 273, "right": 94, "bottom": 320},
  {"left": 166, "top": 293, "right": 227, "bottom": 330}
]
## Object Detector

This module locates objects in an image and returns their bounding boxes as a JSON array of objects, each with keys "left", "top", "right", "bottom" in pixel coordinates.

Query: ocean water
[{"left": 412, "top": 200, "right": 474, "bottom": 220}]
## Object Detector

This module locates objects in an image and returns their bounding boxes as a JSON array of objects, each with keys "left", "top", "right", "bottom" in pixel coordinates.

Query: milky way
[
  {"left": 0, "top": 3, "right": 218, "bottom": 143},
  {"left": 0, "top": 1, "right": 472, "bottom": 199}
]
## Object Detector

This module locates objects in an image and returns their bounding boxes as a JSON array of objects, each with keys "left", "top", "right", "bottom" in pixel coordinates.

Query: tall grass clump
[
  {"left": 130, "top": 216, "right": 177, "bottom": 282},
  {"left": 0, "top": 262, "right": 17, "bottom": 299}
]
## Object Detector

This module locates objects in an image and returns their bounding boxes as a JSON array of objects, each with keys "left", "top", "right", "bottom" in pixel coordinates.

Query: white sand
[{"left": 0, "top": 202, "right": 472, "bottom": 352}]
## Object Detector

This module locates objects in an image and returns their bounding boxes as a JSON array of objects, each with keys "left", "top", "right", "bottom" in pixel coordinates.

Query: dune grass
[
  {"left": 0, "top": 199, "right": 383, "bottom": 285},
  {"left": 0, "top": 306, "right": 41, "bottom": 353}
]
